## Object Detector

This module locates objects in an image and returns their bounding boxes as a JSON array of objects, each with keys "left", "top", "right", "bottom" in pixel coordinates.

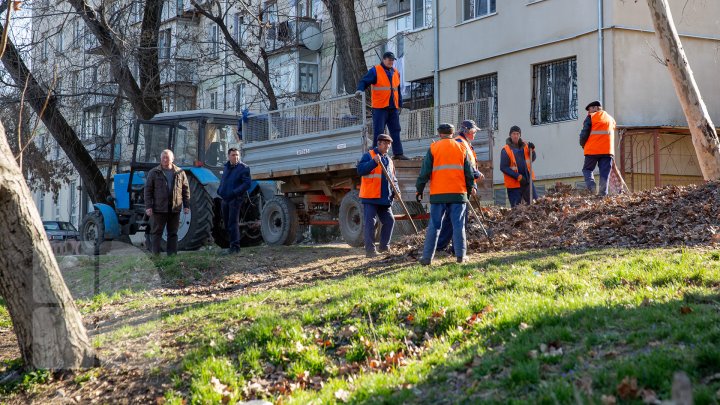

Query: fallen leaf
[
  {"left": 680, "top": 305, "right": 693, "bottom": 315},
  {"left": 601, "top": 394, "right": 617, "bottom": 405},
  {"left": 406, "top": 314, "right": 415, "bottom": 322},
  {"left": 335, "top": 388, "right": 351, "bottom": 402},
  {"left": 639, "top": 388, "right": 660, "bottom": 404},
  {"left": 519, "top": 322, "right": 529, "bottom": 330},
  {"left": 617, "top": 376, "right": 639, "bottom": 400},
  {"left": 432, "top": 308, "right": 446, "bottom": 319}
]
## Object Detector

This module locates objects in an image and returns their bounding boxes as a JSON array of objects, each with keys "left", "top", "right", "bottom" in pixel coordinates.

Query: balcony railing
[
  {"left": 160, "top": 59, "right": 197, "bottom": 85},
  {"left": 264, "top": 17, "right": 321, "bottom": 53}
]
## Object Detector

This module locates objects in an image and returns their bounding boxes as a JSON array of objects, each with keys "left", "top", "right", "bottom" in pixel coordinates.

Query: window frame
[
  {"left": 463, "top": 0, "right": 497, "bottom": 22},
  {"left": 530, "top": 57, "right": 578, "bottom": 125},
  {"left": 411, "top": 0, "right": 432, "bottom": 30},
  {"left": 459, "top": 72, "right": 498, "bottom": 130}
]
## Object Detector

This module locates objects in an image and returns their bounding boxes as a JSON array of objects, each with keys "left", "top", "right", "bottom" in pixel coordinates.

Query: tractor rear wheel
[{"left": 163, "top": 175, "right": 213, "bottom": 251}]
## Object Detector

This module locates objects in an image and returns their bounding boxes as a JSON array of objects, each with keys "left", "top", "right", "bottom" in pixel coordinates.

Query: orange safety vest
[
  {"left": 371, "top": 65, "right": 400, "bottom": 109},
  {"left": 429, "top": 138, "right": 468, "bottom": 195},
  {"left": 455, "top": 135, "right": 477, "bottom": 168},
  {"left": 584, "top": 110, "right": 616, "bottom": 156},
  {"left": 359, "top": 149, "right": 395, "bottom": 199},
  {"left": 502, "top": 144, "right": 535, "bottom": 189}
]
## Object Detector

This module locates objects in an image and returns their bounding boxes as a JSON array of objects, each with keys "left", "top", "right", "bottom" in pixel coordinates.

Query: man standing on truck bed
[
  {"left": 218, "top": 148, "right": 252, "bottom": 255},
  {"left": 356, "top": 51, "right": 409, "bottom": 160},
  {"left": 144, "top": 149, "right": 190, "bottom": 256},
  {"left": 357, "top": 134, "right": 398, "bottom": 258}
]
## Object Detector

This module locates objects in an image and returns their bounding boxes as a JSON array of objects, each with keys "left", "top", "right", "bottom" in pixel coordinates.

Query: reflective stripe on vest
[
  {"left": 359, "top": 149, "right": 394, "bottom": 199},
  {"left": 502, "top": 144, "right": 535, "bottom": 189},
  {"left": 429, "top": 139, "right": 467, "bottom": 195},
  {"left": 584, "top": 110, "right": 615, "bottom": 156},
  {"left": 370, "top": 65, "right": 400, "bottom": 109}
]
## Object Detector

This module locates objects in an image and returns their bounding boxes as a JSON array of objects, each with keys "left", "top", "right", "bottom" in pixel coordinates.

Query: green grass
[
  {"left": 141, "top": 248, "right": 720, "bottom": 404},
  {"left": 0, "top": 298, "right": 10, "bottom": 329}
]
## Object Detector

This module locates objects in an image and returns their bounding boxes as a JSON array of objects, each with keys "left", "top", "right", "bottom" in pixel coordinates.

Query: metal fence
[
  {"left": 242, "top": 93, "right": 366, "bottom": 144},
  {"left": 397, "top": 97, "right": 494, "bottom": 141}
]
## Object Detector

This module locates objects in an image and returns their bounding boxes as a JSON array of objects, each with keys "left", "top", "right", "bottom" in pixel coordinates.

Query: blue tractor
[{"left": 79, "top": 110, "right": 273, "bottom": 252}]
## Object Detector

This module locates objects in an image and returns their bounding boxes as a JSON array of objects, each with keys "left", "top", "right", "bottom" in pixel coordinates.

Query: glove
[
  {"left": 519, "top": 175, "right": 529, "bottom": 187},
  {"left": 415, "top": 192, "right": 423, "bottom": 202},
  {"left": 528, "top": 142, "right": 535, "bottom": 150},
  {"left": 354, "top": 90, "right": 363, "bottom": 96}
]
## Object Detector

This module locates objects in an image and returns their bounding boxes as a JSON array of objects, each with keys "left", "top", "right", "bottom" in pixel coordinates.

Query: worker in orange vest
[
  {"left": 355, "top": 52, "right": 408, "bottom": 160},
  {"left": 415, "top": 123, "right": 477, "bottom": 265},
  {"left": 579, "top": 101, "right": 616, "bottom": 196},
  {"left": 500, "top": 125, "right": 536, "bottom": 207},
  {"left": 357, "top": 134, "right": 398, "bottom": 258},
  {"left": 436, "top": 119, "right": 485, "bottom": 255}
]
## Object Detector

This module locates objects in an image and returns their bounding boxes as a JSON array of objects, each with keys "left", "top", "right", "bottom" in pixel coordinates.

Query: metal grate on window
[
  {"left": 460, "top": 73, "right": 498, "bottom": 130},
  {"left": 531, "top": 57, "right": 578, "bottom": 125}
]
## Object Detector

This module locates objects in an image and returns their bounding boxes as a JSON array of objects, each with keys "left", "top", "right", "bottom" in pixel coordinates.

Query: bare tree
[
  {"left": 646, "top": 0, "right": 720, "bottom": 179},
  {"left": 0, "top": 120, "right": 97, "bottom": 370},
  {"left": 321, "top": 0, "right": 367, "bottom": 93}
]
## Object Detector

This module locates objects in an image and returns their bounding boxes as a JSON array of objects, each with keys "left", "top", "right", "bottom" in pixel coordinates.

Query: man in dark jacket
[
  {"left": 499, "top": 126, "right": 537, "bottom": 207},
  {"left": 144, "top": 149, "right": 190, "bottom": 255},
  {"left": 217, "top": 148, "right": 252, "bottom": 254},
  {"left": 355, "top": 51, "right": 408, "bottom": 160},
  {"left": 416, "top": 124, "right": 477, "bottom": 265},
  {"left": 357, "top": 134, "right": 398, "bottom": 258}
]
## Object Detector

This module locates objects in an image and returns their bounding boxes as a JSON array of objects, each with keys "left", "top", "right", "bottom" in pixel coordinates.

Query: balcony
[
  {"left": 160, "top": 59, "right": 197, "bottom": 86},
  {"left": 82, "top": 84, "right": 119, "bottom": 109},
  {"left": 264, "top": 17, "right": 322, "bottom": 54}
]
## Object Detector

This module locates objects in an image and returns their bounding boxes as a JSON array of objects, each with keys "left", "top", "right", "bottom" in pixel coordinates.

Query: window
[
  {"left": 296, "top": 0, "right": 312, "bottom": 17},
  {"left": 460, "top": 73, "right": 498, "bottom": 129},
  {"left": 208, "top": 25, "right": 220, "bottom": 58},
  {"left": 233, "top": 13, "right": 247, "bottom": 45},
  {"left": 39, "top": 193, "right": 45, "bottom": 217},
  {"left": 84, "top": 65, "right": 98, "bottom": 88},
  {"left": 70, "top": 181, "right": 78, "bottom": 227},
  {"left": 54, "top": 201, "right": 60, "bottom": 221},
  {"left": 209, "top": 91, "right": 217, "bottom": 109},
  {"left": 70, "top": 71, "right": 79, "bottom": 94},
  {"left": 406, "top": 77, "right": 433, "bottom": 110},
  {"left": 412, "top": 0, "right": 432, "bottom": 29},
  {"left": 463, "top": 0, "right": 496, "bottom": 21},
  {"left": 72, "top": 19, "right": 82, "bottom": 47},
  {"left": 176, "top": 0, "right": 184, "bottom": 15},
  {"left": 55, "top": 29, "right": 64, "bottom": 52},
  {"left": 130, "top": 1, "right": 142, "bottom": 24},
  {"left": 158, "top": 29, "right": 171, "bottom": 58},
  {"left": 235, "top": 83, "right": 246, "bottom": 112},
  {"left": 531, "top": 57, "right": 578, "bottom": 125},
  {"left": 387, "top": 0, "right": 411, "bottom": 18},
  {"left": 299, "top": 50, "right": 318, "bottom": 93},
  {"left": 41, "top": 37, "right": 48, "bottom": 59}
]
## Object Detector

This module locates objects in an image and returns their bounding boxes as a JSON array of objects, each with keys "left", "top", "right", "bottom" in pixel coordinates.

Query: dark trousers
[
  {"left": 583, "top": 155, "right": 613, "bottom": 195},
  {"left": 422, "top": 203, "right": 467, "bottom": 261},
  {"left": 363, "top": 203, "right": 395, "bottom": 252},
  {"left": 151, "top": 212, "right": 180, "bottom": 255},
  {"left": 372, "top": 108, "right": 403, "bottom": 156},
  {"left": 507, "top": 184, "right": 538, "bottom": 207},
  {"left": 436, "top": 209, "right": 469, "bottom": 253},
  {"left": 222, "top": 198, "right": 242, "bottom": 251}
]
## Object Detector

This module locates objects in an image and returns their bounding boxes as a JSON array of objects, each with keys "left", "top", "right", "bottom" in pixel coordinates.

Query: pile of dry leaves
[{"left": 397, "top": 182, "right": 720, "bottom": 254}]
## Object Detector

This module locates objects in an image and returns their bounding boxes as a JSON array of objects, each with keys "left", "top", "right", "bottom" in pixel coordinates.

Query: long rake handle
[{"left": 378, "top": 159, "right": 419, "bottom": 234}]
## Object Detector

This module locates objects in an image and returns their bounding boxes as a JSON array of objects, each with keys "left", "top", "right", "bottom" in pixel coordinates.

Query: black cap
[
  {"left": 461, "top": 119, "right": 480, "bottom": 131},
  {"left": 585, "top": 100, "right": 602, "bottom": 111},
  {"left": 509, "top": 125, "right": 522, "bottom": 135},
  {"left": 382, "top": 51, "right": 396, "bottom": 60},
  {"left": 377, "top": 134, "right": 393, "bottom": 143},
  {"left": 437, "top": 123, "right": 455, "bottom": 135}
]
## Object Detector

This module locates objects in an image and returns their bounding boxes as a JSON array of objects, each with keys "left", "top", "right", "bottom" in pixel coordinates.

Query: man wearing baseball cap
[
  {"left": 415, "top": 123, "right": 477, "bottom": 265},
  {"left": 356, "top": 51, "right": 408, "bottom": 160},
  {"left": 357, "top": 134, "right": 398, "bottom": 257},
  {"left": 579, "top": 100, "right": 616, "bottom": 196}
]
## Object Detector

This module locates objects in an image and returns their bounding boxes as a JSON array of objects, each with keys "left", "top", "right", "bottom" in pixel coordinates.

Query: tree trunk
[
  {"left": 322, "top": 0, "right": 367, "bottom": 94},
  {"left": 138, "top": 0, "right": 164, "bottom": 117},
  {"left": 0, "top": 22, "right": 111, "bottom": 205},
  {"left": 646, "top": 0, "right": 720, "bottom": 180},
  {"left": 0, "top": 122, "right": 97, "bottom": 370}
]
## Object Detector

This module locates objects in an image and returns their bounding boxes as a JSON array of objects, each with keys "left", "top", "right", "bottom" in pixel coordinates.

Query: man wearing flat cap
[
  {"left": 356, "top": 51, "right": 408, "bottom": 160},
  {"left": 416, "top": 123, "right": 477, "bottom": 266},
  {"left": 357, "top": 134, "right": 399, "bottom": 258},
  {"left": 579, "top": 101, "right": 616, "bottom": 196}
]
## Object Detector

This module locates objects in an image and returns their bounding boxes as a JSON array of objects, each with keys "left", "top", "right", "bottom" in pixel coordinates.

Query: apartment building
[
  {"left": 29, "top": 0, "right": 387, "bottom": 227},
  {"left": 386, "top": 0, "right": 720, "bottom": 201}
]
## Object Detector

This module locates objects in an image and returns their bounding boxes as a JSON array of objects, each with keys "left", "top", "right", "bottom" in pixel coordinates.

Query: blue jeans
[
  {"left": 583, "top": 155, "right": 613, "bottom": 195},
  {"left": 436, "top": 209, "right": 469, "bottom": 253},
  {"left": 363, "top": 203, "right": 395, "bottom": 252},
  {"left": 422, "top": 203, "right": 467, "bottom": 261},
  {"left": 222, "top": 198, "right": 242, "bottom": 250},
  {"left": 372, "top": 108, "right": 403, "bottom": 156}
]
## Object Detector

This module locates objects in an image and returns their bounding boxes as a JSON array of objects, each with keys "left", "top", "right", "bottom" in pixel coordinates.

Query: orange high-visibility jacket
[
  {"left": 371, "top": 65, "right": 400, "bottom": 109},
  {"left": 429, "top": 138, "right": 468, "bottom": 195},
  {"left": 584, "top": 110, "right": 616, "bottom": 156},
  {"left": 456, "top": 135, "right": 477, "bottom": 168},
  {"left": 359, "top": 149, "right": 395, "bottom": 199},
  {"left": 502, "top": 144, "right": 535, "bottom": 189}
]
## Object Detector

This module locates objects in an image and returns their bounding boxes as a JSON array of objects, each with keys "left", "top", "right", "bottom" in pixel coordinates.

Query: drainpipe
[
  {"left": 433, "top": 0, "right": 440, "bottom": 125},
  {"left": 598, "top": 0, "right": 604, "bottom": 104}
]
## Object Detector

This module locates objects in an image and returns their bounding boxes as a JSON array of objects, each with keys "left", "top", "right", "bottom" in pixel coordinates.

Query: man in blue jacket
[
  {"left": 217, "top": 148, "right": 251, "bottom": 254},
  {"left": 500, "top": 126, "right": 537, "bottom": 207},
  {"left": 357, "top": 134, "right": 398, "bottom": 258}
]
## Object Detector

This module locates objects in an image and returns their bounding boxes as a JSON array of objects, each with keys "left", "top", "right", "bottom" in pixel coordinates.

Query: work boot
[
  {"left": 394, "top": 154, "right": 410, "bottom": 160},
  {"left": 378, "top": 246, "right": 392, "bottom": 254},
  {"left": 419, "top": 257, "right": 431, "bottom": 266},
  {"left": 366, "top": 249, "right": 379, "bottom": 258},
  {"left": 456, "top": 256, "right": 467, "bottom": 264},
  {"left": 221, "top": 248, "right": 240, "bottom": 256}
]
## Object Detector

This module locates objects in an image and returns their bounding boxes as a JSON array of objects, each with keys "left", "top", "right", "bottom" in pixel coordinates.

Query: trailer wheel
[
  {"left": 164, "top": 175, "right": 214, "bottom": 251},
  {"left": 339, "top": 190, "right": 365, "bottom": 247},
  {"left": 79, "top": 210, "right": 108, "bottom": 255},
  {"left": 260, "top": 196, "right": 298, "bottom": 245}
]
